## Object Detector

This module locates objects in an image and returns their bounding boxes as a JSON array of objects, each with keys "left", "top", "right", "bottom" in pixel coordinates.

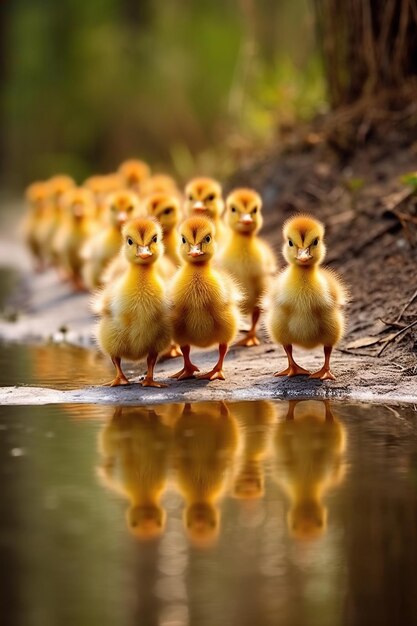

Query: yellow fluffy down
[
  {"left": 170, "top": 264, "right": 241, "bottom": 348},
  {"left": 96, "top": 263, "right": 171, "bottom": 361},
  {"left": 268, "top": 265, "right": 347, "bottom": 349}
]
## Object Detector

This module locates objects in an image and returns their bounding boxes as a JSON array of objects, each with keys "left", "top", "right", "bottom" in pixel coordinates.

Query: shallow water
[{"left": 0, "top": 399, "right": 416, "bottom": 626}]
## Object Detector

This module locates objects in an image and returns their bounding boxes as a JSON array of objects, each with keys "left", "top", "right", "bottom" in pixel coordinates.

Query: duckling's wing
[{"left": 322, "top": 267, "right": 349, "bottom": 306}]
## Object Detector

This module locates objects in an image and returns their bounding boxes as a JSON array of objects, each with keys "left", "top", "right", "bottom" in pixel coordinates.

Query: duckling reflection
[
  {"left": 97, "top": 406, "right": 174, "bottom": 540},
  {"left": 233, "top": 401, "right": 276, "bottom": 500},
  {"left": 274, "top": 400, "right": 346, "bottom": 541},
  {"left": 173, "top": 402, "right": 238, "bottom": 548}
]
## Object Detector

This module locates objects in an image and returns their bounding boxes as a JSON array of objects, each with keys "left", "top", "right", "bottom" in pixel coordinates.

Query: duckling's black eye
[
  {"left": 288, "top": 240, "right": 293, "bottom": 247},
  {"left": 152, "top": 235, "right": 158, "bottom": 243},
  {"left": 231, "top": 206, "right": 236, "bottom": 213},
  {"left": 206, "top": 194, "right": 215, "bottom": 201},
  {"left": 313, "top": 237, "right": 319, "bottom": 246},
  {"left": 127, "top": 205, "right": 133, "bottom": 212},
  {"left": 127, "top": 237, "right": 133, "bottom": 246},
  {"left": 205, "top": 234, "right": 211, "bottom": 243},
  {"left": 188, "top": 194, "right": 193, "bottom": 201},
  {"left": 164, "top": 207, "right": 173, "bottom": 215},
  {"left": 181, "top": 236, "right": 186, "bottom": 244},
  {"left": 252, "top": 207, "right": 258, "bottom": 214}
]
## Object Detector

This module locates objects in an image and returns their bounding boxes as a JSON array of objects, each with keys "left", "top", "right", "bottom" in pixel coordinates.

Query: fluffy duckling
[
  {"left": 23, "top": 181, "right": 51, "bottom": 271},
  {"left": 170, "top": 216, "right": 240, "bottom": 380},
  {"left": 95, "top": 217, "right": 171, "bottom": 387},
  {"left": 184, "top": 177, "right": 226, "bottom": 241},
  {"left": 98, "top": 406, "right": 173, "bottom": 540},
  {"left": 144, "top": 192, "right": 182, "bottom": 269},
  {"left": 39, "top": 174, "right": 75, "bottom": 267},
  {"left": 53, "top": 187, "right": 95, "bottom": 290},
  {"left": 220, "top": 188, "right": 277, "bottom": 346},
  {"left": 268, "top": 215, "right": 348, "bottom": 380},
  {"left": 118, "top": 159, "right": 151, "bottom": 194},
  {"left": 173, "top": 402, "right": 238, "bottom": 547},
  {"left": 82, "top": 190, "right": 139, "bottom": 290},
  {"left": 233, "top": 401, "right": 276, "bottom": 500},
  {"left": 274, "top": 400, "right": 346, "bottom": 540},
  {"left": 141, "top": 173, "right": 179, "bottom": 196},
  {"left": 83, "top": 175, "right": 111, "bottom": 225}
]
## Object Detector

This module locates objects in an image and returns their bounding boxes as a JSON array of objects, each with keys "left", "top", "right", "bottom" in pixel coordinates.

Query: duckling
[
  {"left": 274, "top": 400, "right": 346, "bottom": 541},
  {"left": 267, "top": 215, "right": 348, "bottom": 380},
  {"left": 173, "top": 402, "right": 238, "bottom": 547},
  {"left": 39, "top": 174, "right": 75, "bottom": 268},
  {"left": 98, "top": 406, "right": 173, "bottom": 540},
  {"left": 118, "top": 159, "right": 151, "bottom": 194},
  {"left": 143, "top": 192, "right": 182, "bottom": 269},
  {"left": 233, "top": 401, "right": 276, "bottom": 500},
  {"left": 83, "top": 175, "right": 111, "bottom": 225},
  {"left": 95, "top": 217, "right": 171, "bottom": 387},
  {"left": 141, "top": 173, "right": 179, "bottom": 196},
  {"left": 22, "top": 181, "right": 51, "bottom": 271},
  {"left": 170, "top": 216, "right": 241, "bottom": 380},
  {"left": 53, "top": 187, "right": 95, "bottom": 290},
  {"left": 81, "top": 190, "right": 139, "bottom": 290},
  {"left": 220, "top": 188, "right": 277, "bottom": 346},
  {"left": 184, "top": 177, "right": 226, "bottom": 242}
]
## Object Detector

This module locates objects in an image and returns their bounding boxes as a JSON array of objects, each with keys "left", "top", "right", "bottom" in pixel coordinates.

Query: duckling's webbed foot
[
  {"left": 160, "top": 343, "right": 183, "bottom": 361},
  {"left": 105, "top": 356, "right": 130, "bottom": 386},
  {"left": 309, "top": 346, "right": 336, "bottom": 380},
  {"left": 274, "top": 344, "right": 310, "bottom": 377},
  {"left": 170, "top": 345, "right": 200, "bottom": 380},
  {"left": 235, "top": 307, "right": 261, "bottom": 348},
  {"left": 141, "top": 351, "right": 168, "bottom": 387},
  {"left": 197, "top": 343, "right": 227, "bottom": 381}
]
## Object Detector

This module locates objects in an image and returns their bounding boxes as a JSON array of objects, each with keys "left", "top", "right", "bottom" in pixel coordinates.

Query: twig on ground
[{"left": 377, "top": 319, "right": 417, "bottom": 356}]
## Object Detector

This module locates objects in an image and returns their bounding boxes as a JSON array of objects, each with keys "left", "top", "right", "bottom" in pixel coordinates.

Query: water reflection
[
  {"left": 97, "top": 400, "right": 347, "bottom": 546},
  {"left": 274, "top": 400, "right": 346, "bottom": 541}
]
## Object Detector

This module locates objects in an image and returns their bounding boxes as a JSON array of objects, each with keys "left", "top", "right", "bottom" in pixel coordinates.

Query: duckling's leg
[
  {"left": 105, "top": 357, "right": 130, "bottom": 386},
  {"left": 309, "top": 346, "right": 336, "bottom": 380},
  {"left": 141, "top": 351, "right": 168, "bottom": 388},
  {"left": 236, "top": 307, "right": 261, "bottom": 347},
  {"left": 197, "top": 343, "right": 227, "bottom": 380},
  {"left": 274, "top": 345, "right": 310, "bottom": 377},
  {"left": 170, "top": 345, "right": 200, "bottom": 380}
]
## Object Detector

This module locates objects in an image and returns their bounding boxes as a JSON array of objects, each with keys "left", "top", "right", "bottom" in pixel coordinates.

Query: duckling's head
[
  {"left": 25, "top": 181, "right": 50, "bottom": 212},
  {"left": 107, "top": 190, "right": 139, "bottom": 229},
  {"left": 141, "top": 174, "right": 179, "bottom": 196},
  {"left": 184, "top": 502, "right": 219, "bottom": 548},
  {"left": 127, "top": 504, "right": 166, "bottom": 541},
  {"left": 288, "top": 500, "right": 327, "bottom": 541},
  {"left": 226, "top": 188, "right": 263, "bottom": 234},
  {"left": 283, "top": 215, "right": 326, "bottom": 267},
  {"left": 144, "top": 192, "right": 180, "bottom": 233},
  {"left": 48, "top": 175, "right": 75, "bottom": 203},
  {"left": 118, "top": 159, "right": 151, "bottom": 192},
  {"left": 62, "top": 188, "right": 95, "bottom": 222},
  {"left": 179, "top": 216, "right": 215, "bottom": 264},
  {"left": 234, "top": 467, "right": 264, "bottom": 499},
  {"left": 122, "top": 217, "right": 163, "bottom": 266},
  {"left": 184, "top": 177, "right": 223, "bottom": 221}
]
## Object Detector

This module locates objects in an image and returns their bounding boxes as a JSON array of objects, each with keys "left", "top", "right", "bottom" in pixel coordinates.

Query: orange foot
[
  {"left": 170, "top": 364, "right": 200, "bottom": 380},
  {"left": 196, "top": 369, "right": 225, "bottom": 381},
  {"left": 309, "top": 368, "right": 336, "bottom": 381},
  {"left": 104, "top": 376, "right": 130, "bottom": 387},
  {"left": 140, "top": 378, "right": 168, "bottom": 388},
  {"left": 274, "top": 364, "right": 310, "bottom": 377},
  {"left": 235, "top": 334, "right": 261, "bottom": 347},
  {"left": 160, "top": 344, "right": 183, "bottom": 360}
]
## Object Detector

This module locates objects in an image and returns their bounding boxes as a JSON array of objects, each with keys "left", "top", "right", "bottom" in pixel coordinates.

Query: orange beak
[
  {"left": 189, "top": 244, "right": 203, "bottom": 257},
  {"left": 136, "top": 245, "right": 152, "bottom": 259}
]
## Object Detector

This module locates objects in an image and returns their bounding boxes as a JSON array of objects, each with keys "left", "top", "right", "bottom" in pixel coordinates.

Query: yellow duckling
[
  {"left": 143, "top": 192, "right": 182, "bottom": 269},
  {"left": 98, "top": 406, "right": 173, "bottom": 540},
  {"left": 52, "top": 187, "right": 94, "bottom": 290},
  {"left": 173, "top": 402, "right": 238, "bottom": 547},
  {"left": 95, "top": 217, "right": 171, "bottom": 387},
  {"left": 81, "top": 190, "right": 139, "bottom": 290},
  {"left": 22, "top": 181, "right": 51, "bottom": 271},
  {"left": 37, "top": 174, "right": 75, "bottom": 270},
  {"left": 220, "top": 188, "right": 277, "bottom": 346},
  {"left": 184, "top": 177, "right": 226, "bottom": 242},
  {"left": 141, "top": 173, "right": 179, "bottom": 196},
  {"left": 83, "top": 175, "right": 111, "bottom": 225},
  {"left": 118, "top": 158, "right": 151, "bottom": 194},
  {"left": 233, "top": 400, "right": 276, "bottom": 500},
  {"left": 170, "top": 216, "right": 240, "bottom": 381},
  {"left": 267, "top": 215, "right": 348, "bottom": 380},
  {"left": 274, "top": 400, "right": 346, "bottom": 541}
]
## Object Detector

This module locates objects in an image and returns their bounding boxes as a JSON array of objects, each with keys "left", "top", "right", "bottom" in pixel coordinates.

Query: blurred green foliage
[{"left": 1, "top": 0, "right": 325, "bottom": 187}]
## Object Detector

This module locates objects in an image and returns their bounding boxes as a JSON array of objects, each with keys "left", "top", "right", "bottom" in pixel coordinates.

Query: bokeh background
[{"left": 0, "top": 0, "right": 324, "bottom": 188}]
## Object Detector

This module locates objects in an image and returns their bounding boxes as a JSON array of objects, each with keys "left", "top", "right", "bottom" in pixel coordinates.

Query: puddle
[{"left": 0, "top": 399, "right": 416, "bottom": 625}]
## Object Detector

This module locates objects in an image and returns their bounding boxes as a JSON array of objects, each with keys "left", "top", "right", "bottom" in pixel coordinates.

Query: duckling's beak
[
  {"left": 136, "top": 245, "right": 152, "bottom": 259},
  {"left": 192, "top": 201, "right": 206, "bottom": 212},
  {"left": 117, "top": 211, "right": 128, "bottom": 223},
  {"left": 240, "top": 213, "right": 253, "bottom": 225},
  {"left": 189, "top": 244, "right": 204, "bottom": 257},
  {"left": 73, "top": 203, "right": 84, "bottom": 218},
  {"left": 297, "top": 248, "right": 312, "bottom": 263}
]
